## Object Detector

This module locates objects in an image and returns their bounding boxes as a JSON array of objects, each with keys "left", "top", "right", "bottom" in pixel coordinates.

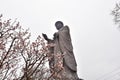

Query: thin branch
[
  {"left": 27, "top": 53, "right": 45, "bottom": 73},
  {"left": 0, "top": 37, "right": 16, "bottom": 68},
  {"left": 2, "top": 62, "right": 9, "bottom": 80},
  {"left": 28, "top": 55, "right": 47, "bottom": 78}
]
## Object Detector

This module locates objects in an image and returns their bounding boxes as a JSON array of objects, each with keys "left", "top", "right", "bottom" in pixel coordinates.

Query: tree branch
[{"left": 0, "top": 37, "right": 16, "bottom": 68}]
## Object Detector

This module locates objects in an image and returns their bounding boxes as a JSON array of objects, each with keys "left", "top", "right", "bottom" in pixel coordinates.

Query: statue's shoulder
[
  {"left": 64, "top": 25, "right": 69, "bottom": 30},
  {"left": 64, "top": 25, "right": 70, "bottom": 32},
  {"left": 60, "top": 26, "right": 70, "bottom": 32},
  {"left": 64, "top": 25, "right": 69, "bottom": 28}
]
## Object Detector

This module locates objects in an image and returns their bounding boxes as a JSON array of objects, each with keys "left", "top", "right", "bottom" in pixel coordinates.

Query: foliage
[
  {"left": 0, "top": 15, "right": 48, "bottom": 80},
  {"left": 111, "top": 3, "right": 120, "bottom": 27},
  {"left": 0, "top": 15, "right": 64, "bottom": 80}
]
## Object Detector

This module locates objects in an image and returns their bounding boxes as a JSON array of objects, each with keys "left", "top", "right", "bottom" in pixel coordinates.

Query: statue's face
[{"left": 55, "top": 22, "right": 63, "bottom": 30}]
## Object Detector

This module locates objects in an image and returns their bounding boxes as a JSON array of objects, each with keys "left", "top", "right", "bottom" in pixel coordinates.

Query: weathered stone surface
[{"left": 42, "top": 21, "right": 82, "bottom": 80}]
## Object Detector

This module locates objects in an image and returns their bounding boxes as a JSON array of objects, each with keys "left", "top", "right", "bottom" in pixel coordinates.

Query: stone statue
[{"left": 42, "top": 21, "right": 83, "bottom": 80}]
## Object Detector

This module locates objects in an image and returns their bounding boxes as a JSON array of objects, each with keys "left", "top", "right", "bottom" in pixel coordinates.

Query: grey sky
[{"left": 0, "top": 0, "right": 120, "bottom": 80}]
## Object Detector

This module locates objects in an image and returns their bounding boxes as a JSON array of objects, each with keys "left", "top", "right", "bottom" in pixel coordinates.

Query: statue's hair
[{"left": 55, "top": 21, "right": 64, "bottom": 27}]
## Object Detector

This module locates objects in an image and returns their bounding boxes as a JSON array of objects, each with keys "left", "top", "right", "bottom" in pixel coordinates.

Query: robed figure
[{"left": 42, "top": 21, "right": 82, "bottom": 80}]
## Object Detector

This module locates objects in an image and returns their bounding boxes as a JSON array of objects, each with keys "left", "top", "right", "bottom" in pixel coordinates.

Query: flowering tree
[
  {"left": 0, "top": 15, "right": 64, "bottom": 80},
  {"left": 0, "top": 14, "right": 22, "bottom": 79},
  {"left": 0, "top": 15, "right": 49, "bottom": 80}
]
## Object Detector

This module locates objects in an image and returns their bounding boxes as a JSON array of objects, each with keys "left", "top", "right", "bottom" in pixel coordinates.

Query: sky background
[{"left": 0, "top": 0, "right": 120, "bottom": 80}]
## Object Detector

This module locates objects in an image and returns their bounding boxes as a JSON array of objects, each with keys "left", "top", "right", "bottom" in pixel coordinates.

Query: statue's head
[{"left": 55, "top": 21, "right": 64, "bottom": 30}]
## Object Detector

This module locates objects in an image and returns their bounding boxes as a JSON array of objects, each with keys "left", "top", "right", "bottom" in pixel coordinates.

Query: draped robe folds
[{"left": 54, "top": 26, "right": 77, "bottom": 72}]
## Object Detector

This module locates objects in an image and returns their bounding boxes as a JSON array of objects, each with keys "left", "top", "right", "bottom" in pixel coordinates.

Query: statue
[{"left": 42, "top": 21, "right": 83, "bottom": 80}]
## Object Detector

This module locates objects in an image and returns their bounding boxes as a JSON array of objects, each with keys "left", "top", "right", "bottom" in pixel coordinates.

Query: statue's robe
[{"left": 54, "top": 26, "right": 79, "bottom": 80}]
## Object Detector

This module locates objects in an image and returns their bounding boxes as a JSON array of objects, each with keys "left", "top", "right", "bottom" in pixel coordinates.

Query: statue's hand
[{"left": 42, "top": 33, "right": 49, "bottom": 41}]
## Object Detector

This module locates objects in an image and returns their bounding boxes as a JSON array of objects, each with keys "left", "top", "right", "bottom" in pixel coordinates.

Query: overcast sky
[{"left": 0, "top": 0, "right": 120, "bottom": 80}]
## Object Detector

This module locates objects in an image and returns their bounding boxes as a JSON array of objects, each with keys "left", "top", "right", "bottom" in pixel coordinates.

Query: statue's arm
[
  {"left": 42, "top": 33, "right": 55, "bottom": 44},
  {"left": 53, "top": 32, "right": 59, "bottom": 40}
]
